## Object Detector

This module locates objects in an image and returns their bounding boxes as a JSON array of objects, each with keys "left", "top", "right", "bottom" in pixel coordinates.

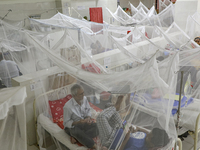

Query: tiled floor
[{"left": 182, "top": 134, "right": 200, "bottom": 150}]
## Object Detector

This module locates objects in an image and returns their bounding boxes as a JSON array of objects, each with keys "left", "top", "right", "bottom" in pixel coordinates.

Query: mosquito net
[
  {"left": 20, "top": 13, "right": 179, "bottom": 150},
  {"left": 68, "top": 7, "right": 84, "bottom": 20},
  {"left": 185, "top": 14, "right": 200, "bottom": 40},
  {"left": 110, "top": 26, "right": 163, "bottom": 60},
  {"left": 0, "top": 18, "right": 63, "bottom": 88},
  {"left": 152, "top": 22, "right": 199, "bottom": 51},
  {"left": 106, "top": 6, "right": 136, "bottom": 26},
  {"left": 174, "top": 48, "right": 200, "bottom": 135},
  {"left": 156, "top": 3, "right": 175, "bottom": 27},
  {"left": 0, "top": 10, "right": 184, "bottom": 150},
  {"left": 108, "top": 2, "right": 174, "bottom": 27},
  {"left": 136, "top": 2, "right": 150, "bottom": 14},
  {"left": 191, "top": 12, "right": 200, "bottom": 25},
  {"left": 30, "top": 12, "right": 138, "bottom": 40},
  {"left": 129, "top": 2, "right": 138, "bottom": 16},
  {"left": 159, "top": 0, "right": 172, "bottom": 13},
  {"left": 0, "top": 86, "right": 27, "bottom": 150}
]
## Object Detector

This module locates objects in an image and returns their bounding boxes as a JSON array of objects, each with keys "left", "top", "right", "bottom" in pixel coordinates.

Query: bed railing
[
  {"left": 33, "top": 84, "right": 75, "bottom": 145},
  {"left": 188, "top": 113, "right": 200, "bottom": 150}
]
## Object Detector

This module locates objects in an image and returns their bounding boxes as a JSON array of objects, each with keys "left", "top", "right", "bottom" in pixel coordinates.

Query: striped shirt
[
  {"left": 96, "top": 106, "right": 122, "bottom": 147},
  {"left": 63, "top": 96, "right": 91, "bottom": 128}
]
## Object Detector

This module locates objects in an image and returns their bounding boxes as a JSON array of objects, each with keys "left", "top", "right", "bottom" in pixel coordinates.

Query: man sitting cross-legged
[{"left": 63, "top": 84, "right": 99, "bottom": 149}]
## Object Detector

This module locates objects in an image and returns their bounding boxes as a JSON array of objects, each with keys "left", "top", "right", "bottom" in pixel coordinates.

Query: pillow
[{"left": 48, "top": 94, "right": 72, "bottom": 123}]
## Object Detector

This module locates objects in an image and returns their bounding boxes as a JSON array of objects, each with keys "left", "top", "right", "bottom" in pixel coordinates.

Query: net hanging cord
[{"left": 1, "top": 9, "right": 12, "bottom": 21}]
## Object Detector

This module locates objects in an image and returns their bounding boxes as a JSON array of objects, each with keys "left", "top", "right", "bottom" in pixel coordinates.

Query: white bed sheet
[{"left": 38, "top": 113, "right": 88, "bottom": 150}]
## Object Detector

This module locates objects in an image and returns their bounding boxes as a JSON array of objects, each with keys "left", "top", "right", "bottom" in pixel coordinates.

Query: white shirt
[
  {"left": 0, "top": 60, "right": 19, "bottom": 87},
  {"left": 63, "top": 96, "right": 91, "bottom": 128}
]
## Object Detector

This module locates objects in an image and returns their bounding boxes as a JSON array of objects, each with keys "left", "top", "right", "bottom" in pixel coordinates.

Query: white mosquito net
[
  {"left": 107, "top": 2, "right": 174, "bottom": 28},
  {"left": 129, "top": 2, "right": 138, "bottom": 16},
  {"left": 156, "top": 3, "right": 175, "bottom": 27},
  {"left": 185, "top": 14, "right": 200, "bottom": 40},
  {"left": 0, "top": 10, "right": 184, "bottom": 150},
  {"left": 136, "top": 2, "right": 149, "bottom": 14},
  {"left": 152, "top": 22, "right": 199, "bottom": 51},
  {"left": 24, "top": 14, "right": 179, "bottom": 150},
  {"left": 174, "top": 48, "right": 200, "bottom": 135},
  {"left": 191, "top": 12, "right": 200, "bottom": 25},
  {"left": 159, "top": 0, "right": 172, "bottom": 13},
  {"left": 0, "top": 18, "right": 60, "bottom": 88},
  {"left": 0, "top": 86, "right": 27, "bottom": 150}
]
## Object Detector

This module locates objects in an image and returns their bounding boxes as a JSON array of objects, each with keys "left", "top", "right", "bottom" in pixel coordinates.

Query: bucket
[{"left": 130, "top": 132, "right": 146, "bottom": 148}]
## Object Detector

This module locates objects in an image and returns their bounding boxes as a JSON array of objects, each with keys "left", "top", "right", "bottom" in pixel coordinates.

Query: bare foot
[{"left": 70, "top": 137, "right": 77, "bottom": 144}]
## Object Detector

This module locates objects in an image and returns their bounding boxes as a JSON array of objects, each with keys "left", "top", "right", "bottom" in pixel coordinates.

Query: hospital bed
[
  {"left": 34, "top": 83, "right": 182, "bottom": 150},
  {"left": 34, "top": 84, "right": 101, "bottom": 150},
  {"left": 174, "top": 99, "right": 200, "bottom": 150},
  {"left": 131, "top": 93, "right": 200, "bottom": 150}
]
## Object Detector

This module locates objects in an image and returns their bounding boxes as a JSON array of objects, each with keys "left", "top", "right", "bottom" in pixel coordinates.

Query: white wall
[
  {"left": 120, "top": 0, "right": 139, "bottom": 8},
  {"left": 120, "top": 0, "right": 154, "bottom": 9},
  {"left": 141, "top": 0, "right": 155, "bottom": 9},
  {"left": 175, "top": 0, "right": 198, "bottom": 30},
  {"left": 61, "top": 0, "right": 96, "bottom": 19},
  {"left": 0, "top": 0, "right": 57, "bottom": 28},
  {"left": 97, "top": 0, "right": 117, "bottom": 23}
]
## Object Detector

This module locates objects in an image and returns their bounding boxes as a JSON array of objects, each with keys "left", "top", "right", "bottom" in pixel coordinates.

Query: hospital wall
[
  {"left": 175, "top": 0, "right": 198, "bottom": 30},
  {"left": 61, "top": 0, "right": 117, "bottom": 23},
  {"left": 0, "top": 0, "right": 57, "bottom": 29},
  {"left": 119, "top": 0, "right": 155, "bottom": 10}
]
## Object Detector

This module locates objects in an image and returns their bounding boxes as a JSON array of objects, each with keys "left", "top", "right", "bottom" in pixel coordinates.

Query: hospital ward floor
[
  {"left": 27, "top": 135, "right": 200, "bottom": 150},
  {"left": 182, "top": 134, "right": 200, "bottom": 150}
]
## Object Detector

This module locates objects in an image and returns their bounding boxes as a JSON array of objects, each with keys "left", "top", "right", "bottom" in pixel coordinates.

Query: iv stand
[
  {"left": 175, "top": 71, "right": 184, "bottom": 150},
  {"left": 176, "top": 71, "right": 184, "bottom": 133}
]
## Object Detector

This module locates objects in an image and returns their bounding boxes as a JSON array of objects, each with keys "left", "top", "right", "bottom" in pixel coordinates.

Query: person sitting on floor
[
  {"left": 96, "top": 95, "right": 170, "bottom": 150},
  {"left": 63, "top": 84, "right": 99, "bottom": 149}
]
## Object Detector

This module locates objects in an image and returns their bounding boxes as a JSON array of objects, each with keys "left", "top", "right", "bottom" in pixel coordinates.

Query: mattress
[{"left": 38, "top": 113, "right": 88, "bottom": 150}]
